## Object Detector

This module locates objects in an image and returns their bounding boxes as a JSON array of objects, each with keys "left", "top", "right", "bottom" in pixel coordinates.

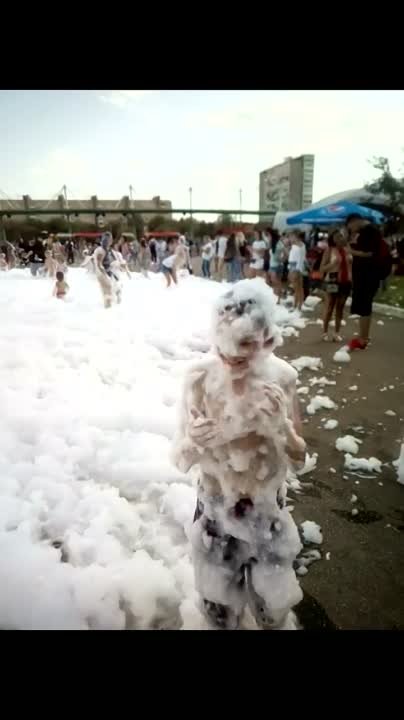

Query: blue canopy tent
[{"left": 286, "top": 201, "right": 384, "bottom": 226}]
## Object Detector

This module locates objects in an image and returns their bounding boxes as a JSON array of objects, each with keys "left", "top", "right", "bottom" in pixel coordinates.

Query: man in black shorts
[{"left": 346, "top": 213, "right": 381, "bottom": 351}]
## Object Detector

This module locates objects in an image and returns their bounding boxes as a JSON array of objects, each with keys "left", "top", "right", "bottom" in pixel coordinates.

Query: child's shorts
[{"left": 190, "top": 487, "right": 302, "bottom": 630}]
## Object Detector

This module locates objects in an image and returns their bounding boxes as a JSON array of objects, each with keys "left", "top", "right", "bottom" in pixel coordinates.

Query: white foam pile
[
  {"left": 300, "top": 521, "right": 323, "bottom": 545},
  {"left": 335, "top": 435, "right": 362, "bottom": 455},
  {"left": 297, "top": 452, "right": 318, "bottom": 476},
  {"left": 297, "top": 386, "right": 309, "bottom": 395},
  {"left": 282, "top": 326, "right": 299, "bottom": 338},
  {"left": 0, "top": 269, "right": 311, "bottom": 630},
  {"left": 309, "top": 376, "right": 336, "bottom": 387},
  {"left": 333, "top": 347, "right": 351, "bottom": 363},
  {"left": 349, "top": 385, "right": 358, "bottom": 392},
  {"left": 385, "top": 410, "right": 396, "bottom": 417},
  {"left": 324, "top": 419, "right": 338, "bottom": 430},
  {"left": 393, "top": 444, "right": 404, "bottom": 486},
  {"left": 296, "top": 548, "right": 321, "bottom": 575},
  {"left": 302, "top": 296, "right": 322, "bottom": 310},
  {"left": 291, "top": 356, "right": 322, "bottom": 372},
  {"left": 344, "top": 454, "right": 382, "bottom": 474},
  {"left": 306, "top": 396, "right": 337, "bottom": 415}
]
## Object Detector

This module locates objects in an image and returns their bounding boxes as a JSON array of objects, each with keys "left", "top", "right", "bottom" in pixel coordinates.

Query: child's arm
[
  {"left": 284, "top": 386, "right": 306, "bottom": 470},
  {"left": 171, "top": 367, "right": 223, "bottom": 473},
  {"left": 171, "top": 373, "right": 203, "bottom": 473},
  {"left": 52, "top": 284, "right": 57, "bottom": 297}
]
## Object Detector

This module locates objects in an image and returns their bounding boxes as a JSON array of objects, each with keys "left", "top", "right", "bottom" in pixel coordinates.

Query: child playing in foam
[
  {"left": 53, "top": 270, "right": 69, "bottom": 299},
  {"left": 172, "top": 278, "right": 305, "bottom": 630}
]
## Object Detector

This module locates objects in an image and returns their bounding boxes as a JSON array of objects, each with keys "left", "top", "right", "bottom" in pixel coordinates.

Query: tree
[
  {"left": 47, "top": 216, "right": 69, "bottom": 233},
  {"left": 195, "top": 220, "right": 215, "bottom": 238},
  {"left": 366, "top": 156, "right": 404, "bottom": 214},
  {"left": 147, "top": 214, "right": 172, "bottom": 232},
  {"left": 216, "top": 213, "right": 234, "bottom": 228},
  {"left": 178, "top": 216, "right": 197, "bottom": 235},
  {"left": 132, "top": 214, "right": 145, "bottom": 239}
]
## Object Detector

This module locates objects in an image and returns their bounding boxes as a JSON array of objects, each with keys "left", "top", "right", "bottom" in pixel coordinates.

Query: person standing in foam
[
  {"left": 172, "top": 278, "right": 306, "bottom": 630},
  {"left": 93, "top": 233, "right": 120, "bottom": 308}
]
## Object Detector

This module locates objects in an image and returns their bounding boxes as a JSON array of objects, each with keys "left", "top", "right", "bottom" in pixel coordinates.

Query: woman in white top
[
  {"left": 216, "top": 232, "right": 228, "bottom": 280},
  {"left": 161, "top": 238, "right": 181, "bottom": 287},
  {"left": 201, "top": 236, "right": 214, "bottom": 279},
  {"left": 269, "top": 230, "right": 287, "bottom": 303},
  {"left": 249, "top": 231, "right": 267, "bottom": 278},
  {"left": 288, "top": 232, "right": 307, "bottom": 310}
]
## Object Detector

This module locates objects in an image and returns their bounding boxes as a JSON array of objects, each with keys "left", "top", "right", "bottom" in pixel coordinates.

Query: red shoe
[{"left": 348, "top": 338, "right": 368, "bottom": 351}]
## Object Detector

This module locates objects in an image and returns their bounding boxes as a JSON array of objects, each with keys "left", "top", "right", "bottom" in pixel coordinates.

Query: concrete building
[
  {"left": 0, "top": 195, "right": 172, "bottom": 224},
  {"left": 259, "top": 154, "right": 315, "bottom": 219}
]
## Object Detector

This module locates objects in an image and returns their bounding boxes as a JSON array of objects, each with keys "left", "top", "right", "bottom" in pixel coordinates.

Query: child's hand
[
  {"left": 285, "top": 418, "right": 306, "bottom": 460},
  {"left": 260, "top": 383, "right": 287, "bottom": 417},
  {"left": 188, "top": 407, "right": 218, "bottom": 448}
]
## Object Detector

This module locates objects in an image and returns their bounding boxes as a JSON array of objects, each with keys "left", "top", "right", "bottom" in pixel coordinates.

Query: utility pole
[
  {"left": 239, "top": 188, "right": 242, "bottom": 223},
  {"left": 63, "top": 185, "right": 72, "bottom": 236},
  {"left": 189, "top": 186, "right": 193, "bottom": 239}
]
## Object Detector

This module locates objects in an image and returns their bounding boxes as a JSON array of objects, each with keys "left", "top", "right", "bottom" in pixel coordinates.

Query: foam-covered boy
[{"left": 172, "top": 279, "right": 306, "bottom": 630}]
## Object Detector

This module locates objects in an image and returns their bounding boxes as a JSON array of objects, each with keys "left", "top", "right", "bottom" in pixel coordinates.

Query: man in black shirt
[
  {"left": 27, "top": 237, "right": 46, "bottom": 276},
  {"left": 346, "top": 213, "right": 381, "bottom": 351}
]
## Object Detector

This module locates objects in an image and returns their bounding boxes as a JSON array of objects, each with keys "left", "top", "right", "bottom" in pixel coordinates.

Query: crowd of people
[
  {"left": 0, "top": 230, "right": 197, "bottom": 307},
  {"left": 197, "top": 217, "right": 396, "bottom": 351},
  {"left": 0, "top": 217, "right": 399, "bottom": 347}
]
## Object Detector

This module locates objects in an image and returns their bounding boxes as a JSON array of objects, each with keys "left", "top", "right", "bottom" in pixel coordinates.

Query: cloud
[
  {"left": 27, "top": 145, "right": 149, "bottom": 199},
  {"left": 98, "top": 90, "right": 155, "bottom": 108}
]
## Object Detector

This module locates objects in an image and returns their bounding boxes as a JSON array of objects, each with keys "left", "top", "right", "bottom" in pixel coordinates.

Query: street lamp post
[
  {"left": 239, "top": 188, "right": 242, "bottom": 223},
  {"left": 189, "top": 186, "right": 193, "bottom": 238},
  {"left": 63, "top": 184, "right": 72, "bottom": 236}
]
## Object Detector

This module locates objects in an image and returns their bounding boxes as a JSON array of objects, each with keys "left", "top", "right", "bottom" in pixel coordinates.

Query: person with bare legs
[
  {"left": 269, "top": 230, "right": 286, "bottom": 303},
  {"left": 249, "top": 230, "right": 267, "bottom": 279},
  {"left": 161, "top": 237, "right": 180, "bottom": 288},
  {"left": 320, "top": 229, "right": 352, "bottom": 341},
  {"left": 345, "top": 213, "right": 383, "bottom": 351},
  {"left": 172, "top": 279, "right": 306, "bottom": 630},
  {"left": 53, "top": 270, "right": 69, "bottom": 299},
  {"left": 93, "top": 233, "right": 118, "bottom": 308},
  {"left": 215, "top": 230, "right": 228, "bottom": 281},
  {"left": 288, "top": 232, "right": 306, "bottom": 310},
  {"left": 138, "top": 238, "right": 152, "bottom": 278}
]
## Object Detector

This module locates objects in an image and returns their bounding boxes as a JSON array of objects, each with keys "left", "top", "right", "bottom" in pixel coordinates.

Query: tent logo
[{"left": 328, "top": 205, "right": 344, "bottom": 212}]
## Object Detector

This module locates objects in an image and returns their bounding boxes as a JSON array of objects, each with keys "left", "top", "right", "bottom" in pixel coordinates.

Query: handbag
[{"left": 324, "top": 272, "right": 339, "bottom": 294}]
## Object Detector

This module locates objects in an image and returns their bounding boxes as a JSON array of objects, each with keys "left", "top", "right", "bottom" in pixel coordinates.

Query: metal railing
[{"left": 0, "top": 208, "right": 268, "bottom": 218}]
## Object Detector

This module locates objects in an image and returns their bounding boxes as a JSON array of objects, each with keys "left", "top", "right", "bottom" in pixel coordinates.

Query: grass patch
[{"left": 376, "top": 275, "right": 404, "bottom": 308}]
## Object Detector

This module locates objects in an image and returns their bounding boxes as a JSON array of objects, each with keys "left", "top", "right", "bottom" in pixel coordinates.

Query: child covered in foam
[{"left": 172, "top": 278, "right": 306, "bottom": 630}]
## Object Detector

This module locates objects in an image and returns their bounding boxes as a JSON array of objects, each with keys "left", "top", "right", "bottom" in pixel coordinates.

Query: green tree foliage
[
  {"left": 177, "top": 216, "right": 198, "bottom": 235},
  {"left": 47, "top": 216, "right": 69, "bottom": 233},
  {"left": 195, "top": 220, "right": 215, "bottom": 238},
  {"left": 366, "top": 156, "right": 404, "bottom": 213},
  {"left": 216, "top": 213, "right": 234, "bottom": 228},
  {"left": 147, "top": 214, "right": 172, "bottom": 232},
  {"left": 132, "top": 214, "right": 145, "bottom": 239}
]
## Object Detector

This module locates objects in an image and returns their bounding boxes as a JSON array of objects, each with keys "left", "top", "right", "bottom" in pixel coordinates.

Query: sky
[{"left": 0, "top": 89, "right": 403, "bottom": 219}]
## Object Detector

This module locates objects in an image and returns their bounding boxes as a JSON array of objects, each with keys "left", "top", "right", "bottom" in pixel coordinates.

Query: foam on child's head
[{"left": 212, "top": 278, "right": 282, "bottom": 356}]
